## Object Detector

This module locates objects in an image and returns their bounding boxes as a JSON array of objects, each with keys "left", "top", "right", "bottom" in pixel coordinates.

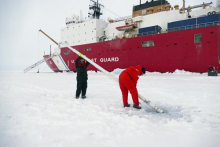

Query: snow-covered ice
[{"left": 0, "top": 71, "right": 220, "bottom": 147}]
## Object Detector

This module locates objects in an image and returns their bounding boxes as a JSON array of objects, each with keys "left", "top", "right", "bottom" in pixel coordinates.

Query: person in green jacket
[{"left": 75, "top": 54, "right": 90, "bottom": 99}]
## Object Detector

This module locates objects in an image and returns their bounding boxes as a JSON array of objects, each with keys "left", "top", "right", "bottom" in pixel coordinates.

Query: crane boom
[
  {"left": 180, "top": 2, "right": 212, "bottom": 13},
  {"left": 39, "top": 29, "right": 58, "bottom": 45},
  {"left": 189, "top": 2, "right": 212, "bottom": 10}
]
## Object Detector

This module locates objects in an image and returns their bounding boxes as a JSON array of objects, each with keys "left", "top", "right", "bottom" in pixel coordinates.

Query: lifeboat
[{"left": 116, "top": 23, "right": 137, "bottom": 31}]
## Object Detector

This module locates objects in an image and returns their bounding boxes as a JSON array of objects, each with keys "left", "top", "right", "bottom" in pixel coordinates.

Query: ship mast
[
  {"left": 182, "top": 0, "right": 185, "bottom": 12},
  {"left": 88, "top": 0, "right": 104, "bottom": 19}
]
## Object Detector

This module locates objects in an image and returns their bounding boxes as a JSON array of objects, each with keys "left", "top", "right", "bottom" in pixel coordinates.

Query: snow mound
[
  {"left": 111, "top": 68, "right": 124, "bottom": 74},
  {"left": 173, "top": 69, "right": 192, "bottom": 74}
]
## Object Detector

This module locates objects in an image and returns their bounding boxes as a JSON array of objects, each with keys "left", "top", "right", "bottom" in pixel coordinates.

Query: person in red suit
[{"left": 119, "top": 65, "right": 146, "bottom": 109}]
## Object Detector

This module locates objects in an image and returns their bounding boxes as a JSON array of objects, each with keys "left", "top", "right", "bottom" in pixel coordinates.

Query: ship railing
[
  {"left": 23, "top": 55, "right": 54, "bottom": 73},
  {"left": 168, "top": 21, "right": 220, "bottom": 32},
  {"left": 139, "top": 30, "right": 158, "bottom": 36}
]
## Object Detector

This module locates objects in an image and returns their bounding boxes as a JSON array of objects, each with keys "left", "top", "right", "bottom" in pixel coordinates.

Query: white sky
[{"left": 0, "top": 0, "right": 217, "bottom": 71}]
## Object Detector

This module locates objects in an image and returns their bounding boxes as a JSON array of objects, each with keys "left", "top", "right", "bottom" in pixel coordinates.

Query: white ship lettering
[
  {"left": 91, "top": 58, "right": 97, "bottom": 62},
  {"left": 100, "top": 57, "right": 119, "bottom": 62}
]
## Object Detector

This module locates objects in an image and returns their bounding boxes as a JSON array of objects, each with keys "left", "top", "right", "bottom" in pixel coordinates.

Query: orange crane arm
[{"left": 39, "top": 29, "right": 58, "bottom": 45}]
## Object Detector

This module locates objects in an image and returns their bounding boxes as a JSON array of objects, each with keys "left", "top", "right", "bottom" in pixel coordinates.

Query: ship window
[
  {"left": 142, "top": 41, "right": 155, "bottom": 47},
  {"left": 84, "top": 48, "right": 91, "bottom": 51},
  {"left": 142, "top": 10, "right": 146, "bottom": 15},
  {"left": 64, "top": 51, "right": 70, "bottom": 55},
  {"left": 194, "top": 34, "right": 202, "bottom": 44}
]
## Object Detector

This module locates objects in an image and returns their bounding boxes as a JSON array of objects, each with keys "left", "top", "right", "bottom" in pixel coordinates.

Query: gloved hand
[{"left": 79, "top": 53, "right": 82, "bottom": 57}]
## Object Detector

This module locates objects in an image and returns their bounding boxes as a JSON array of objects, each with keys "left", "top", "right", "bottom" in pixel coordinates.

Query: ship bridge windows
[
  {"left": 84, "top": 48, "right": 91, "bottom": 51},
  {"left": 142, "top": 41, "right": 155, "bottom": 47},
  {"left": 64, "top": 51, "right": 70, "bottom": 55},
  {"left": 194, "top": 34, "right": 202, "bottom": 44}
]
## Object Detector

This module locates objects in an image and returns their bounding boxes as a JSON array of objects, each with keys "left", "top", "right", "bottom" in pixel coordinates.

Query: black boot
[
  {"left": 133, "top": 105, "right": 141, "bottom": 109},
  {"left": 124, "top": 104, "right": 130, "bottom": 107},
  {"left": 82, "top": 96, "right": 86, "bottom": 99}
]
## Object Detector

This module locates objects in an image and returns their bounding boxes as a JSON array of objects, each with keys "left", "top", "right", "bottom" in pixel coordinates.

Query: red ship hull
[
  {"left": 46, "top": 26, "right": 220, "bottom": 73},
  {"left": 44, "top": 55, "right": 61, "bottom": 72}
]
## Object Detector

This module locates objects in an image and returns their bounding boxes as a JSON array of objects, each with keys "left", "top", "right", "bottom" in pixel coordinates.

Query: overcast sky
[{"left": 0, "top": 0, "right": 217, "bottom": 71}]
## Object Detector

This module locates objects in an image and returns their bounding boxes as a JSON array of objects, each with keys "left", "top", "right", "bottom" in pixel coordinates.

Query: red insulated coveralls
[{"left": 119, "top": 65, "right": 142, "bottom": 106}]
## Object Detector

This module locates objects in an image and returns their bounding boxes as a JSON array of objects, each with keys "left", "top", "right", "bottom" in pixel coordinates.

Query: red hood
[
  {"left": 78, "top": 58, "right": 87, "bottom": 66},
  {"left": 128, "top": 65, "right": 142, "bottom": 75},
  {"left": 135, "top": 65, "right": 142, "bottom": 75}
]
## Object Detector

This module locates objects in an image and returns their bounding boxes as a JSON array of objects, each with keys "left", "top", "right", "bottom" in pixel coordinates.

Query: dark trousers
[{"left": 76, "top": 76, "right": 87, "bottom": 97}]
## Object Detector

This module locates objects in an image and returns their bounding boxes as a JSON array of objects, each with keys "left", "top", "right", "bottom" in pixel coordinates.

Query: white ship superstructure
[{"left": 60, "top": 0, "right": 218, "bottom": 47}]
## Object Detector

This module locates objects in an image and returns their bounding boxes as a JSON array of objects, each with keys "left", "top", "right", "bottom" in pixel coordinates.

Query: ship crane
[
  {"left": 180, "top": 1, "right": 213, "bottom": 13},
  {"left": 24, "top": 30, "right": 58, "bottom": 73},
  {"left": 39, "top": 29, "right": 58, "bottom": 45}
]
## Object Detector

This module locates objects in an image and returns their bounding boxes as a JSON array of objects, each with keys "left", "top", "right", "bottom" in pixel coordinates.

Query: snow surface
[{"left": 0, "top": 71, "right": 220, "bottom": 147}]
